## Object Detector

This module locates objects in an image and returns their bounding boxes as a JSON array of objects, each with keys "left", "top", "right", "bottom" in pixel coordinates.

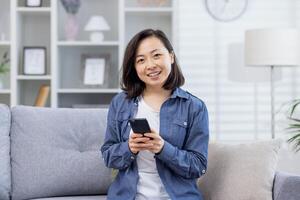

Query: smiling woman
[
  {"left": 134, "top": 37, "right": 173, "bottom": 91},
  {"left": 121, "top": 29, "right": 184, "bottom": 99},
  {"left": 101, "top": 29, "right": 210, "bottom": 200}
]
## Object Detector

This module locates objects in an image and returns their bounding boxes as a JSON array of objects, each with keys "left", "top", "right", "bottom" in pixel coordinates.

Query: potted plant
[
  {"left": 0, "top": 51, "right": 10, "bottom": 89},
  {"left": 285, "top": 99, "right": 300, "bottom": 152},
  {"left": 60, "top": 0, "right": 81, "bottom": 40}
]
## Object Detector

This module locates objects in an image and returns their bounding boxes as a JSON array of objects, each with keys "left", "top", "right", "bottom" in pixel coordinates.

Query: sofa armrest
[{"left": 273, "top": 171, "right": 300, "bottom": 200}]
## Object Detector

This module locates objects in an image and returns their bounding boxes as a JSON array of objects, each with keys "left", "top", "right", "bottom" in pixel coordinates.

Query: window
[{"left": 178, "top": 0, "right": 300, "bottom": 141}]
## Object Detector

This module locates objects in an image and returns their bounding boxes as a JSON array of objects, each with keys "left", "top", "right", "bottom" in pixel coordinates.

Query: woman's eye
[
  {"left": 153, "top": 54, "right": 161, "bottom": 58},
  {"left": 137, "top": 59, "right": 144, "bottom": 64}
]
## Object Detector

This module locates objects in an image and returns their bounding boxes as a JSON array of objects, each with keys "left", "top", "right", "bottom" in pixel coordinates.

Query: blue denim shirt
[{"left": 101, "top": 87, "right": 209, "bottom": 200}]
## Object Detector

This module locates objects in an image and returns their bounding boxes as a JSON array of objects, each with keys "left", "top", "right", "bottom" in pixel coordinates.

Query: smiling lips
[{"left": 147, "top": 71, "right": 161, "bottom": 78}]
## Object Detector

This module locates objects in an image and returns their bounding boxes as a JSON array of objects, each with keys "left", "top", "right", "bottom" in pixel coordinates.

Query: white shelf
[
  {"left": 3, "top": 0, "right": 176, "bottom": 107},
  {"left": 57, "top": 41, "right": 119, "bottom": 46},
  {"left": 0, "top": 41, "right": 10, "bottom": 46},
  {"left": 125, "top": 7, "right": 173, "bottom": 13},
  {"left": 57, "top": 88, "right": 121, "bottom": 94},
  {"left": 0, "top": 89, "right": 10, "bottom": 94},
  {"left": 17, "top": 7, "right": 51, "bottom": 13},
  {"left": 17, "top": 75, "right": 52, "bottom": 80},
  {"left": 57, "top": 88, "right": 120, "bottom": 94}
]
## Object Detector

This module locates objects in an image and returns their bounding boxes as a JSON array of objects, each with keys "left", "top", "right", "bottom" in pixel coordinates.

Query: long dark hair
[{"left": 120, "top": 29, "right": 185, "bottom": 99}]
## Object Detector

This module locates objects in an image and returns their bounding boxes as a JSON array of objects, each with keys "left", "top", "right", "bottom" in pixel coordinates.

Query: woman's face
[{"left": 134, "top": 36, "right": 174, "bottom": 90}]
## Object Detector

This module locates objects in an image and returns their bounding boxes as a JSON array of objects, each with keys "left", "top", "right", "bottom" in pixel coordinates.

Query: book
[{"left": 34, "top": 85, "right": 50, "bottom": 107}]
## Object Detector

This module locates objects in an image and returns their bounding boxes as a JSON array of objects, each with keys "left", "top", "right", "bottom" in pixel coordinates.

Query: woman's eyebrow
[
  {"left": 136, "top": 55, "right": 144, "bottom": 59},
  {"left": 136, "top": 49, "right": 162, "bottom": 58},
  {"left": 151, "top": 49, "right": 161, "bottom": 53}
]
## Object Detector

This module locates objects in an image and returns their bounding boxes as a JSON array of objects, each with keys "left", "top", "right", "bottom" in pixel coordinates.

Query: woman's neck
[
  {"left": 143, "top": 86, "right": 172, "bottom": 99},
  {"left": 142, "top": 87, "right": 171, "bottom": 112}
]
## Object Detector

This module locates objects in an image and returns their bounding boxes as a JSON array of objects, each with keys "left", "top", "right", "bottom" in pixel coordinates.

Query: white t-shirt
[{"left": 130, "top": 97, "right": 170, "bottom": 200}]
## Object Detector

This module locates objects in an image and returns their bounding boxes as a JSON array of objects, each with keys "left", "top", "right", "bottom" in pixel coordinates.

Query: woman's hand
[
  {"left": 128, "top": 132, "right": 152, "bottom": 154},
  {"left": 144, "top": 129, "right": 165, "bottom": 154}
]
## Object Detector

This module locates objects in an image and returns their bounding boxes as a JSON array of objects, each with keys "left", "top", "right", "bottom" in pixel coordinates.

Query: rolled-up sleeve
[
  {"left": 101, "top": 97, "right": 137, "bottom": 170},
  {"left": 155, "top": 101, "right": 209, "bottom": 179}
]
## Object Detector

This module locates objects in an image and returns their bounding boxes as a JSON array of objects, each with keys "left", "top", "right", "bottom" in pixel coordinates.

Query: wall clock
[{"left": 205, "top": 0, "right": 248, "bottom": 22}]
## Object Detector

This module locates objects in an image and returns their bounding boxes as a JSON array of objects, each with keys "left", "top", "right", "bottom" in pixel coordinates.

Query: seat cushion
[
  {"left": 10, "top": 106, "right": 112, "bottom": 200},
  {"left": 273, "top": 172, "right": 300, "bottom": 200},
  {"left": 0, "top": 104, "right": 11, "bottom": 200},
  {"left": 198, "top": 139, "right": 282, "bottom": 200},
  {"left": 30, "top": 195, "right": 107, "bottom": 200}
]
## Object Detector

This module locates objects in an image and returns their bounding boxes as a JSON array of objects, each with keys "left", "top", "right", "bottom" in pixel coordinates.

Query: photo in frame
[
  {"left": 26, "top": 0, "right": 42, "bottom": 7},
  {"left": 81, "top": 54, "right": 110, "bottom": 88},
  {"left": 23, "top": 47, "right": 46, "bottom": 75}
]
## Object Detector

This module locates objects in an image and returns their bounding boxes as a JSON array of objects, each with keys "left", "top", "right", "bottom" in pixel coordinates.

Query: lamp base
[{"left": 89, "top": 32, "right": 104, "bottom": 42}]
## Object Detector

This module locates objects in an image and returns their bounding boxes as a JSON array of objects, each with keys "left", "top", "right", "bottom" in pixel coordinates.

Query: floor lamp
[
  {"left": 244, "top": 29, "right": 300, "bottom": 139},
  {"left": 228, "top": 43, "right": 282, "bottom": 139}
]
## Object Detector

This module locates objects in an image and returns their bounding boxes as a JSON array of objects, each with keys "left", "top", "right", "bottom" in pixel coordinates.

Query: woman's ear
[{"left": 170, "top": 52, "right": 175, "bottom": 64}]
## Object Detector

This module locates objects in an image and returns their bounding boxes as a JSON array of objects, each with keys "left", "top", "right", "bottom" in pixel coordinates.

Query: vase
[{"left": 65, "top": 14, "right": 79, "bottom": 41}]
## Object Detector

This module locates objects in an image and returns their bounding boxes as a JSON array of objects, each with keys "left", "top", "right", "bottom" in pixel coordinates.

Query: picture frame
[
  {"left": 23, "top": 47, "right": 46, "bottom": 75},
  {"left": 25, "top": 0, "right": 42, "bottom": 7},
  {"left": 81, "top": 54, "right": 110, "bottom": 88}
]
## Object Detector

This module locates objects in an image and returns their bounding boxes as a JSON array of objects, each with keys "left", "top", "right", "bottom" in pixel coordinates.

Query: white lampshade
[
  {"left": 245, "top": 28, "right": 300, "bottom": 66},
  {"left": 228, "top": 43, "right": 282, "bottom": 82},
  {"left": 84, "top": 16, "right": 110, "bottom": 31}
]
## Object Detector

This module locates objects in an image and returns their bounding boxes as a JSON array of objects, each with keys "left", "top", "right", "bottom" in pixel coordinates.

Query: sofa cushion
[
  {"left": 31, "top": 195, "right": 107, "bottom": 200},
  {"left": 10, "top": 106, "right": 112, "bottom": 200},
  {"left": 273, "top": 172, "right": 300, "bottom": 200},
  {"left": 0, "top": 104, "right": 11, "bottom": 200},
  {"left": 198, "top": 139, "right": 282, "bottom": 200}
]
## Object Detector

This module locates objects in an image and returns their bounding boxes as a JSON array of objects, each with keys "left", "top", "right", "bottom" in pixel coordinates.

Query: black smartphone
[{"left": 129, "top": 118, "right": 151, "bottom": 135}]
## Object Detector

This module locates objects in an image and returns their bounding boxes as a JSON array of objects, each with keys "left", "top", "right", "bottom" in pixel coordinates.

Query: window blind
[{"left": 178, "top": 0, "right": 300, "bottom": 141}]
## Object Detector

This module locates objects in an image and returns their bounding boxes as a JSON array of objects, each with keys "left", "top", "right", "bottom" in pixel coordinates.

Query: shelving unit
[
  {"left": 0, "top": 41, "right": 11, "bottom": 46},
  {"left": 16, "top": 7, "right": 51, "bottom": 13},
  {"left": 0, "top": 0, "right": 177, "bottom": 108},
  {"left": 0, "top": 0, "right": 11, "bottom": 106}
]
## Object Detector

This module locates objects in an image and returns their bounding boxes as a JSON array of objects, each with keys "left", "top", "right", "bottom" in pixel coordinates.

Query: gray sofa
[{"left": 0, "top": 104, "right": 299, "bottom": 200}]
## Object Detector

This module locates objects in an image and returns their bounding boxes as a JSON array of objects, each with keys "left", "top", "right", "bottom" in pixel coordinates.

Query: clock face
[{"left": 205, "top": 0, "right": 248, "bottom": 22}]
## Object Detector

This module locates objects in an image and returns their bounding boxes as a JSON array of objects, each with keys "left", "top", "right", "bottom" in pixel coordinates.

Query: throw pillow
[{"left": 198, "top": 139, "right": 282, "bottom": 200}]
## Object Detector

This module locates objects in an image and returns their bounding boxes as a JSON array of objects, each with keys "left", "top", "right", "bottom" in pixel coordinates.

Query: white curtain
[{"left": 178, "top": 0, "right": 300, "bottom": 141}]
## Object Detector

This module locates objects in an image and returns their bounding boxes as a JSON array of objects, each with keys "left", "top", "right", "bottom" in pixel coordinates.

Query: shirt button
[
  {"left": 202, "top": 169, "right": 206, "bottom": 174},
  {"left": 183, "top": 122, "right": 187, "bottom": 126},
  {"left": 130, "top": 156, "right": 135, "bottom": 160}
]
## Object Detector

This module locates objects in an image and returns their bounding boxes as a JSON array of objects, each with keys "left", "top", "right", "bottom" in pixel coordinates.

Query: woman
[{"left": 101, "top": 29, "right": 209, "bottom": 200}]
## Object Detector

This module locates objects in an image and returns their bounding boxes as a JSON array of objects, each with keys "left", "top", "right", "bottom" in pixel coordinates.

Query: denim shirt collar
[{"left": 170, "top": 87, "right": 189, "bottom": 100}]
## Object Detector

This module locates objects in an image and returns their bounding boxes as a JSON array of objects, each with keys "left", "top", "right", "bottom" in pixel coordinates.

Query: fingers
[
  {"left": 129, "top": 131, "right": 164, "bottom": 154},
  {"left": 131, "top": 136, "right": 150, "bottom": 143},
  {"left": 143, "top": 132, "right": 164, "bottom": 154},
  {"left": 130, "top": 141, "right": 153, "bottom": 148},
  {"left": 130, "top": 133, "right": 144, "bottom": 139},
  {"left": 144, "top": 133, "right": 159, "bottom": 140},
  {"left": 129, "top": 133, "right": 152, "bottom": 154},
  {"left": 129, "top": 140, "right": 153, "bottom": 154}
]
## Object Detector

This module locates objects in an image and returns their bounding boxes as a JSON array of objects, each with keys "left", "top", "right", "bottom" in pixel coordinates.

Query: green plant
[
  {"left": 286, "top": 99, "right": 300, "bottom": 152},
  {"left": 0, "top": 51, "right": 10, "bottom": 74}
]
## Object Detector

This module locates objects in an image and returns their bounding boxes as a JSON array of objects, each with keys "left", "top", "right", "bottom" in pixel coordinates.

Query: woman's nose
[{"left": 146, "top": 58, "right": 156, "bottom": 69}]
